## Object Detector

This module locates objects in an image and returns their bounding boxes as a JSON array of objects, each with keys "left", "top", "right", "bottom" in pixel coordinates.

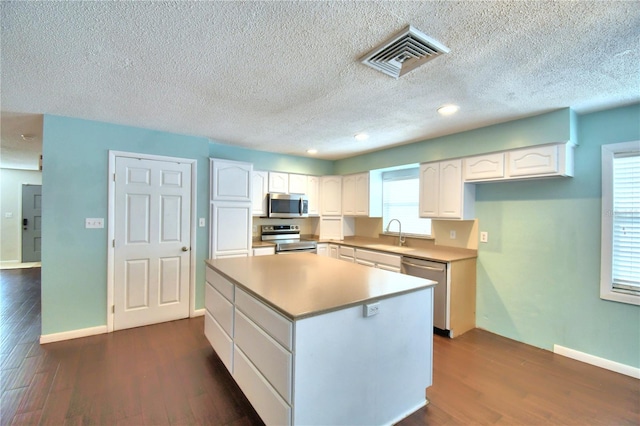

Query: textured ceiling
[{"left": 1, "top": 1, "right": 639, "bottom": 169}]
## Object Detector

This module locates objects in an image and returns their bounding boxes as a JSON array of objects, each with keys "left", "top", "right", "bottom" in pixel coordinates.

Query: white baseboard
[
  {"left": 40, "top": 325, "right": 108, "bottom": 344},
  {"left": 192, "top": 308, "right": 205, "bottom": 317},
  {"left": 554, "top": 344, "right": 640, "bottom": 379}
]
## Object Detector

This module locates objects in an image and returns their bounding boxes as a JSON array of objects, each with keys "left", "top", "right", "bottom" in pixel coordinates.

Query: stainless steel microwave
[{"left": 267, "top": 193, "right": 308, "bottom": 218}]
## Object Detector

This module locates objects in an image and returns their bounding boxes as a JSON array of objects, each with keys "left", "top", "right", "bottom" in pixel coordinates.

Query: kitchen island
[{"left": 204, "top": 253, "right": 436, "bottom": 426}]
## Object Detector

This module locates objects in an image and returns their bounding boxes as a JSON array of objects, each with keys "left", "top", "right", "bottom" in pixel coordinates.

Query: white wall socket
[
  {"left": 85, "top": 218, "right": 104, "bottom": 229},
  {"left": 363, "top": 302, "right": 380, "bottom": 317},
  {"left": 450, "top": 230, "right": 456, "bottom": 239},
  {"left": 480, "top": 231, "right": 489, "bottom": 243}
]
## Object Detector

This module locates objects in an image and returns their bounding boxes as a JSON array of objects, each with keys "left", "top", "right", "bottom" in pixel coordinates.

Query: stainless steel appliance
[
  {"left": 261, "top": 224, "right": 317, "bottom": 254},
  {"left": 267, "top": 193, "right": 308, "bottom": 218},
  {"left": 401, "top": 256, "right": 449, "bottom": 336}
]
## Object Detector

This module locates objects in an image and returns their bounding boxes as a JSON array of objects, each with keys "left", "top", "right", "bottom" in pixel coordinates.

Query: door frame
[{"left": 107, "top": 150, "right": 197, "bottom": 333}]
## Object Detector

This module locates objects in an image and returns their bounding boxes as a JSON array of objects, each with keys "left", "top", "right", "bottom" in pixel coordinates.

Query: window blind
[
  {"left": 382, "top": 168, "right": 431, "bottom": 236},
  {"left": 612, "top": 152, "right": 640, "bottom": 294}
]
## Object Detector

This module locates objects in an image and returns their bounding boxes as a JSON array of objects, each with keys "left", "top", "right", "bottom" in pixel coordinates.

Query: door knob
[{"left": 182, "top": 246, "right": 189, "bottom": 252}]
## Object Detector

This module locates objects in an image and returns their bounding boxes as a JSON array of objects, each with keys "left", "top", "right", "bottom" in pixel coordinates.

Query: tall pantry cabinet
[{"left": 210, "top": 158, "right": 253, "bottom": 258}]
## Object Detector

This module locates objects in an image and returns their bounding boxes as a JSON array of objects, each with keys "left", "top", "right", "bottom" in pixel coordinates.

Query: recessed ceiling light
[
  {"left": 437, "top": 104, "right": 460, "bottom": 116},
  {"left": 354, "top": 133, "right": 369, "bottom": 141},
  {"left": 306, "top": 149, "right": 318, "bottom": 155}
]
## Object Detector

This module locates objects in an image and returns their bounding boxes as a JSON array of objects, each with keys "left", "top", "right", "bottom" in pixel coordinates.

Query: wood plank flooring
[{"left": 1, "top": 268, "right": 639, "bottom": 425}]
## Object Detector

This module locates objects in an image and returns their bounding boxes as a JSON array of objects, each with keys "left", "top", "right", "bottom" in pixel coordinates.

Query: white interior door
[{"left": 114, "top": 156, "right": 191, "bottom": 330}]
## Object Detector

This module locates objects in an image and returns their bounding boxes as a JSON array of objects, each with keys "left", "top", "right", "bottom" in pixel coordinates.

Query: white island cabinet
[{"left": 205, "top": 254, "right": 435, "bottom": 426}]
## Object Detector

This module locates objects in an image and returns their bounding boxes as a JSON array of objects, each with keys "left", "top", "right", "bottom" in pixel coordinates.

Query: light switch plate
[
  {"left": 199, "top": 218, "right": 205, "bottom": 227},
  {"left": 85, "top": 218, "right": 104, "bottom": 229}
]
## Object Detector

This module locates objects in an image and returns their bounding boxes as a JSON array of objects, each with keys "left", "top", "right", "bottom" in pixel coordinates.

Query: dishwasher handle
[{"left": 401, "top": 260, "right": 445, "bottom": 273}]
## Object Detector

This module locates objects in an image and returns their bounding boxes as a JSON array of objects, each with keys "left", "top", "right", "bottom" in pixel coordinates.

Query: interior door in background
[
  {"left": 21, "top": 184, "right": 42, "bottom": 263},
  {"left": 114, "top": 157, "right": 192, "bottom": 330}
]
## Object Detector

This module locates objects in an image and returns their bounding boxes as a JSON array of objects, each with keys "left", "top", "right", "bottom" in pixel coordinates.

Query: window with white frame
[
  {"left": 382, "top": 167, "right": 432, "bottom": 236},
  {"left": 601, "top": 141, "right": 640, "bottom": 305}
]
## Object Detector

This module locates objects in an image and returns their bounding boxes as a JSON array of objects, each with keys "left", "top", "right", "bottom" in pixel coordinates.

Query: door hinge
[
  {"left": 113, "top": 173, "right": 116, "bottom": 182},
  {"left": 112, "top": 239, "right": 115, "bottom": 248},
  {"left": 112, "top": 305, "right": 115, "bottom": 313}
]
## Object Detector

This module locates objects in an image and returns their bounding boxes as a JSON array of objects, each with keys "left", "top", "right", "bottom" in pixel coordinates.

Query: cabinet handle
[{"left": 401, "top": 261, "right": 444, "bottom": 272}]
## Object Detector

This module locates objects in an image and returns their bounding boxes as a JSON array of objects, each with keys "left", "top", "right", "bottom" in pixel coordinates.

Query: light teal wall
[
  {"left": 334, "top": 104, "right": 640, "bottom": 368},
  {"left": 475, "top": 104, "right": 639, "bottom": 368},
  {"left": 209, "top": 142, "right": 333, "bottom": 175},
  {"left": 41, "top": 115, "right": 332, "bottom": 335},
  {"left": 335, "top": 109, "right": 572, "bottom": 174}
]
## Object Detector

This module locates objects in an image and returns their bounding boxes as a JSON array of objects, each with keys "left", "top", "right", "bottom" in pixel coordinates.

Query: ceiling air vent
[{"left": 360, "top": 25, "right": 450, "bottom": 79}]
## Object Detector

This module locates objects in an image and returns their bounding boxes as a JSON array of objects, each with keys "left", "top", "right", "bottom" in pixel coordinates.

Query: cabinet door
[
  {"left": 354, "top": 173, "right": 369, "bottom": 216},
  {"left": 211, "top": 159, "right": 252, "bottom": 202},
  {"left": 269, "top": 172, "right": 289, "bottom": 193},
  {"left": 355, "top": 258, "right": 375, "bottom": 267},
  {"left": 288, "top": 174, "right": 307, "bottom": 194},
  {"left": 508, "top": 145, "right": 559, "bottom": 177},
  {"left": 316, "top": 243, "right": 328, "bottom": 257},
  {"left": 307, "top": 176, "right": 320, "bottom": 216},
  {"left": 252, "top": 171, "right": 269, "bottom": 216},
  {"left": 464, "top": 153, "right": 505, "bottom": 181},
  {"left": 439, "top": 159, "right": 463, "bottom": 218},
  {"left": 419, "top": 162, "right": 439, "bottom": 217},
  {"left": 329, "top": 245, "right": 339, "bottom": 259},
  {"left": 321, "top": 176, "right": 342, "bottom": 215},
  {"left": 342, "top": 175, "right": 356, "bottom": 216},
  {"left": 210, "top": 202, "right": 252, "bottom": 258}
]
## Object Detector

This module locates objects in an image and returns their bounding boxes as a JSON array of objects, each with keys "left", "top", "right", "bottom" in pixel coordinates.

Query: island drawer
[
  {"left": 235, "top": 288, "right": 292, "bottom": 350},
  {"left": 339, "top": 246, "right": 355, "bottom": 257},
  {"left": 204, "top": 311, "right": 233, "bottom": 373},
  {"left": 205, "top": 282, "right": 234, "bottom": 336},
  {"left": 206, "top": 266, "right": 234, "bottom": 302},
  {"left": 235, "top": 310, "right": 292, "bottom": 403},
  {"left": 233, "top": 345, "right": 291, "bottom": 426}
]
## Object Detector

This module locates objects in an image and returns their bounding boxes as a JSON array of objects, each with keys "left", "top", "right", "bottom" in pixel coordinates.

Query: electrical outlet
[
  {"left": 85, "top": 218, "right": 104, "bottom": 229},
  {"left": 450, "top": 230, "right": 456, "bottom": 239},
  {"left": 480, "top": 231, "right": 489, "bottom": 243},
  {"left": 363, "top": 302, "right": 380, "bottom": 317}
]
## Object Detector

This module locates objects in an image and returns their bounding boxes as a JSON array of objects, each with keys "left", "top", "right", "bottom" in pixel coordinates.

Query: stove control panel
[{"left": 262, "top": 224, "right": 300, "bottom": 232}]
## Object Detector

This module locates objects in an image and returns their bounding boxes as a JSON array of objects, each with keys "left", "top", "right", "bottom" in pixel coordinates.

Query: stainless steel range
[{"left": 261, "top": 225, "right": 317, "bottom": 254}]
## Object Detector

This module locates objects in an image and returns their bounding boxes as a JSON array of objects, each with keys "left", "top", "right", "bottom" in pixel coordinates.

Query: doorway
[
  {"left": 21, "top": 184, "right": 42, "bottom": 263},
  {"left": 107, "top": 151, "right": 197, "bottom": 332}
]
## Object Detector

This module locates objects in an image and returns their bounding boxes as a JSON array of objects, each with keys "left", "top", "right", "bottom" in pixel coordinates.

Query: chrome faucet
[{"left": 386, "top": 219, "right": 406, "bottom": 246}]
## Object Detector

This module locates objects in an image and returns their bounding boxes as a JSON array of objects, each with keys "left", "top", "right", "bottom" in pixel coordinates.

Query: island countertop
[{"left": 206, "top": 253, "right": 436, "bottom": 320}]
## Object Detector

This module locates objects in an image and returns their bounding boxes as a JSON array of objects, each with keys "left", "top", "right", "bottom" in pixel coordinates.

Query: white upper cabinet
[
  {"left": 321, "top": 176, "right": 342, "bottom": 216},
  {"left": 307, "top": 175, "right": 320, "bottom": 216},
  {"left": 211, "top": 159, "right": 252, "bottom": 202},
  {"left": 420, "top": 159, "right": 475, "bottom": 220},
  {"left": 463, "top": 142, "right": 574, "bottom": 182},
  {"left": 464, "top": 153, "right": 505, "bottom": 181},
  {"left": 418, "top": 162, "right": 440, "bottom": 218},
  {"left": 252, "top": 171, "right": 269, "bottom": 216},
  {"left": 288, "top": 174, "right": 308, "bottom": 194},
  {"left": 342, "top": 172, "right": 382, "bottom": 217},
  {"left": 269, "top": 172, "right": 289, "bottom": 194},
  {"left": 507, "top": 143, "right": 574, "bottom": 178}
]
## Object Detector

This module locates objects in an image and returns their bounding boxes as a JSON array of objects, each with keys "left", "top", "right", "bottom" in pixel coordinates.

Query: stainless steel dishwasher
[{"left": 401, "top": 257, "right": 449, "bottom": 336}]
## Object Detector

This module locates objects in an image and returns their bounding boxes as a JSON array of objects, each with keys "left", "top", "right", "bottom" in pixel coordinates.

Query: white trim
[
  {"left": 40, "top": 325, "right": 108, "bottom": 344},
  {"left": 107, "top": 150, "right": 198, "bottom": 332},
  {"left": 192, "top": 308, "right": 205, "bottom": 317},
  {"left": 554, "top": 344, "right": 640, "bottom": 379},
  {"left": 600, "top": 141, "right": 640, "bottom": 306}
]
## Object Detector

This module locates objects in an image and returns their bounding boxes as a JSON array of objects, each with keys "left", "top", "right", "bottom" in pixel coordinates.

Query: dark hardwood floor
[{"left": 1, "top": 268, "right": 638, "bottom": 425}]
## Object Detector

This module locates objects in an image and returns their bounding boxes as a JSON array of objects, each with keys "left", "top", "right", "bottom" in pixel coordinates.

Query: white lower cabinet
[
  {"left": 338, "top": 245, "right": 355, "bottom": 263},
  {"left": 328, "top": 244, "right": 339, "bottom": 259},
  {"left": 355, "top": 249, "right": 401, "bottom": 273},
  {"left": 205, "top": 263, "right": 432, "bottom": 425},
  {"left": 316, "top": 243, "right": 328, "bottom": 257},
  {"left": 253, "top": 246, "right": 275, "bottom": 256}
]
